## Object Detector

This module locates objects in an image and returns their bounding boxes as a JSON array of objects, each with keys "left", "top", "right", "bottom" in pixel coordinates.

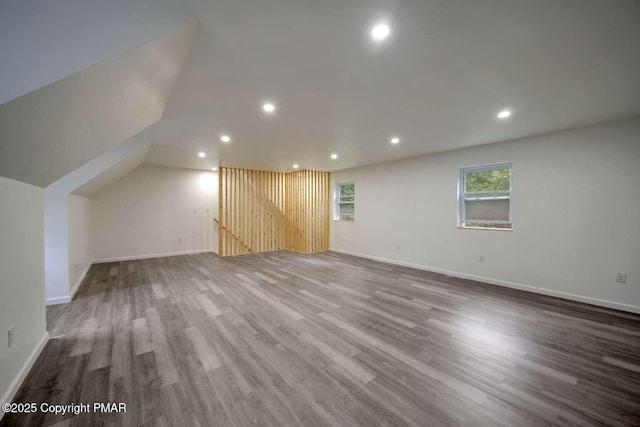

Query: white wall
[
  {"left": 92, "top": 165, "right": 218, "bottom": 261},
  {"left": 68, "top": 195, "right": 92, "bottom": 295},
  {"left": 44, "top": 137, "right": 151, "bottom": 305},
  {"left": 331, "top": 117, "right": 640, "bottom": 313},
  {"left": 44, "top": 190, "right": 69, "bottom": 305},
  {"left": 0, "top": 177, "right": 48, "bottom": 412}
]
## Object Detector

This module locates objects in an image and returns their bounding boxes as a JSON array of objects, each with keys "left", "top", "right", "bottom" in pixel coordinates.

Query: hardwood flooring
[{"left": 2, "top": 251, "right": 640, "bottom": 426}]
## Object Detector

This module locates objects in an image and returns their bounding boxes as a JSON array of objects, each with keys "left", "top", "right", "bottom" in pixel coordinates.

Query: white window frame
[
  {"left": 458, "top": 162, "right": 512, "bottom": 230},
  {"left": 333, "top": 182, "right": 355, "bottom": 222}
]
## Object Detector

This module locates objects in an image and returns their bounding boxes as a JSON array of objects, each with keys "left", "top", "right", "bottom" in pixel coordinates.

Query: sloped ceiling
[
  {"left": 0, "top": 0, "right": 193, "bottom": 105},
  {"left": 143, "top": 0, "right": 640, "bottom": 173},
  {"left": 72, "top": 142, "right": 151, "bottom": 198},
  {"left": 1, "top": 0, "right": 639, "bottom": 183},
  {"left": 0, "top": 26, "right": 195, "bottom": 187}
]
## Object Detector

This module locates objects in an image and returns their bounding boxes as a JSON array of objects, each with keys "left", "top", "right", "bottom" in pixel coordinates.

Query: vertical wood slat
[
  {"left": 232, "top": 168, "right": 236, "bottom": 255},
  {"left": 235, "top": 168, "right": 239, "bottom": 255},
  {"left": 242, "top": 169, "right": 245, "bottom": 254},
  {"left": 218, "top": 167, "right": 329, "bottom": 256},
  {"left": 218, "top": 166, "right": 222, "bottom": 256},
  {"left": 283, "top": 169, "right": 329, "bottom": 254},
  {"left": 225, "top": 167, "right": 229, "bottom": 256}
]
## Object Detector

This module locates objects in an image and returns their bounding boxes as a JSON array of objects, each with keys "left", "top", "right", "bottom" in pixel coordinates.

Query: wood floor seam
[{"left": 3, "top": 251, "right": 640, "bottom": 427}]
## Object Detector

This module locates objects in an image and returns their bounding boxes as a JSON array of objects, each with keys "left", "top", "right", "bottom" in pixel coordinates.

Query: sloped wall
[{"left": 0, "top": 26, "right": 194, "bottom": 188}]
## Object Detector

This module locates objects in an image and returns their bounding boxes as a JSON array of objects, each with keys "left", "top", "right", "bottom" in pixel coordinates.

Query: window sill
[{"left": 457, "top": 226, "right": 512, "bottom": 232}]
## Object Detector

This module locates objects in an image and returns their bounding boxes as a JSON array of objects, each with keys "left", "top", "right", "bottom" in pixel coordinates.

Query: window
[
  {"left": 334, "top": 182, "right": 355, "bottom": 221},
  {"left": 459, "top": 163, "right": 512, "bottom": 230}
]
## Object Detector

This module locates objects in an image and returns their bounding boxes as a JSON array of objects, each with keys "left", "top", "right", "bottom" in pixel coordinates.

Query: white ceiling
[
  {"left": 1, "top": 0, "right": 639, "bottom": 193},
  {"left": 0, "top": 0, "right": 193, "bottom": 105},
  {"left": 142, "top": 0, "right": 640, "bottom": 173},
  {"left": 72, "top": 143, "right": 151, "bottom": 198},
  {"left": 0, "top": 26, "right": 194, "bottom": 187}
]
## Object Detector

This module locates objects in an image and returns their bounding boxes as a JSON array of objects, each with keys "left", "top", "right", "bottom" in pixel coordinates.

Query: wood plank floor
[{"left": 2, "top": 251, "right": 640, "bottom": 426}]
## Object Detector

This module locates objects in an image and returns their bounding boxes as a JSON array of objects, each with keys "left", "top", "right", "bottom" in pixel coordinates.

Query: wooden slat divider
[{"left": 218, "top": 167, "right": 329, "bottom": 256}]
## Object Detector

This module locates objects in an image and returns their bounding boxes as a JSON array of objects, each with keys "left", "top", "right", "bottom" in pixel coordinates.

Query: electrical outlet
[
  {"left": 396, "top": 245, "right": 400, "bottom": 250},
  {"left": 479, "top": 255, "right": 485, "bottom": 263},
  {"left": 8, "top": 326, "right": 14, "bottom": 348},
  {"left": 616, "top": 272, "right": 627, "bottom": 283},
  {"left": 178, "top": 238, "right": 183, "bottom": 244}
]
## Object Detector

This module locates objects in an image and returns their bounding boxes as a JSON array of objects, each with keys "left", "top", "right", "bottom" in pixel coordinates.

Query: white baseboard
[
  {"left": 69, "top": 262, "right": 91, "bottom": 300},
  {"left": 45, "top": 250, "right": 215, "bottom": 306},
  {"left": 93, "top": 249, "right": 214, "bottom": 264},
  {"left": 46, "top": 262, "right": 91, "bottom": 306},
  {"left": 329, "top": 248, "right": 640, "bottom": 314},
  {"left": 45, "top": 295, "right": 70, "bottom": 306},
  {"left": 0, "top": 332, "right": 49, "bottom": 420}
]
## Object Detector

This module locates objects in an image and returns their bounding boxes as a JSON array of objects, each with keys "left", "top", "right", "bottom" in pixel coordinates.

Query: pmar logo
[{"left": 94, "top": 403, "right": 127, "bottom": 413}]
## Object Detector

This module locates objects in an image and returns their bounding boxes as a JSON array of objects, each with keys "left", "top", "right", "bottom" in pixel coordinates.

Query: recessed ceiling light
[
  {"left": 212, "top": 167, "right": 218, "bottom": 171},
  {"left": 331, "top": 153, "right": 338, "bottom": 160},
  {"left": 198, "top": 152, "right": 206, "bottom": 158},
  {"left": 220, "top": 134, "right": 231, "bottom": 143},
  {"left": 293, "top": 164, "right": 299, "bottom": 169},
  {"left": 497, "top": 109, "right": 512, "bottom": 119},
  {"left": 371, "top": 23, "right": 391, "bottom": 41},
  {"left": 390, "top": 137, "right": 400, "bottom": 144},
  {"left": 262, "top": 102, "right": 276, "bottom": 113}
]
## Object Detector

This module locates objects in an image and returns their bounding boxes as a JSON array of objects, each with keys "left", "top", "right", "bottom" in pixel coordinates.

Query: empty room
[{"left": 1, "top": 0, "right": 640, "bottom": 426}]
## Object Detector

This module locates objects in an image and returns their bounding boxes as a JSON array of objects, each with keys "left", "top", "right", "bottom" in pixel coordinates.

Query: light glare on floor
[{"left": 198, "top": 152, "right": 206, "bottom": 158}]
